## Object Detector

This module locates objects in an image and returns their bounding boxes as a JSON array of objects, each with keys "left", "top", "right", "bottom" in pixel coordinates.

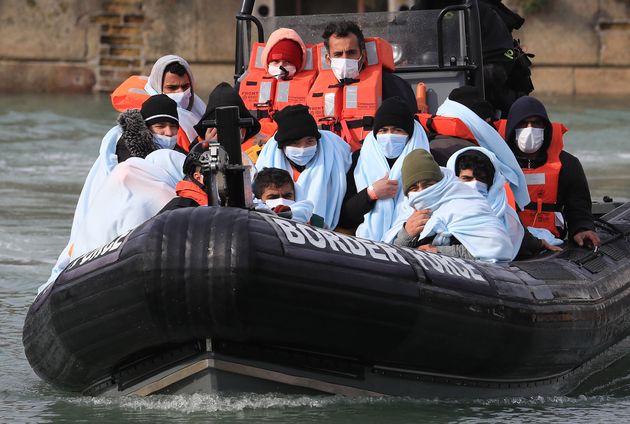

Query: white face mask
[
  {"left": 463, "top": 180, "right": 488, "bottom": 197},
  {"left": 268, "top": 64, "right": 297, "bottom": 80},
  {"left": 166, "top": 88, "right": 191, "bottom": 108},
  {"left": 153, "top": 133, "right": 177, "bottom": 149},
  {"left": 376, "top": 133, "right": 408, "bottom": 159},
  {"left": 515, "top": 127, "right": 545, "bottom": 154},
  {"left": 284, "top": 145, "right": 317, "bottom": 166},
  {"left": 330, "top": 57, "right": 361, "bottom": 81},
  {"left": 265, "top": 197, "right": 295, "bottom": 208}
]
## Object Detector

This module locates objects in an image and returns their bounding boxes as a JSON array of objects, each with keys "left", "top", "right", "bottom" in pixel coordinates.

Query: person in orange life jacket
[
  {"left": 263, "top": 28, "right": 305, "bottom": 81},
  {"left": 338, "top": 97, "right": 430, "bottom": 238},
  {"left": 428, "top": 86, "right": 495, "bottom": 166},
  {"left": 192, "top": 82, "right": 262, "bottom": 152},
  {"left": 505, "top": 96, "right": 600, "bottom": 249},
  {"left": 322, "top": 21, "right": 417, "bottom": 114},
  {"left": 158, "top": 142, "right": 210, "bottom": 212},
  {"left": 115, "top": 94, "right": 180, "bottom": 163}
]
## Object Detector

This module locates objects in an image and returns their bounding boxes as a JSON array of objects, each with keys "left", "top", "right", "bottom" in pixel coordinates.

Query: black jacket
[
  {"left": 505, "top": 97, "right": 595, "bottom": 237},
  {"left": 338, "top": 150, "right": 398, "bottom": 230}
]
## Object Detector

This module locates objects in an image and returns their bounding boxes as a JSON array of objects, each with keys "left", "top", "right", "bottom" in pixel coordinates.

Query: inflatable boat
[{"left": 23, "top": 202, "right": 630, "bottom": 398}]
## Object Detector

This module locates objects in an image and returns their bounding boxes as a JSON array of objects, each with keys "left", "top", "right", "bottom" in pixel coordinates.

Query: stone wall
[
  {"left": 1, "top": 0, "right": 629, "bottom": 95},
  {"left": 506, "top": 0, "right": 630, "bottom": 95}
]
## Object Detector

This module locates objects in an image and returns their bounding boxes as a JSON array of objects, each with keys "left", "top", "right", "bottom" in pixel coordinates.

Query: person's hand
[
  {"left": 541, "top": 239, "right": 563, "bottom": 252},
  {"left": 371, "top": 173, "right": 398, "bottom": 200},
  {"left": 204, "top": 127, "right": 218, "bottom": 141},
  {"left": 404, "top": 209, "right": 431, "bottom": 237},
  {"left": 418, "top": 244, "right": 438, "bottom": 253},
  {"left": 573, "top": 230, "right": 601, "bottom": 249}
]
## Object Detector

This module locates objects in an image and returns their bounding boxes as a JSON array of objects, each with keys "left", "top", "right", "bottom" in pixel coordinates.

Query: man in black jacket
[{"left": 505, "top": 96, "right": 600, "bottom": 249}]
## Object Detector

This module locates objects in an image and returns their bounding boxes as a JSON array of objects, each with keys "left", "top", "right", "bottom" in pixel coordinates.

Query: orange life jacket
[
  {"left": 239, "top": 42, "right": 318, "bottom": 121},
  {"left": 175, "top": 180, "right": 208, "bottom": 206},
  {"left": 416, "top": 113, "right": 477, "bottom": 142},
  {"left": 497, "top": 120, "right": 568, "bottom": 237},
  {"left": 306, "top": 38, "right": 395, "bottom": 152},
  {"left": 111, "top": 75, "right": 150, "bottom": 112}
]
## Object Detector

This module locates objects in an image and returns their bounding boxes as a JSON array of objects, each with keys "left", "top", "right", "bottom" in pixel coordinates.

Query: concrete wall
[
  {"left": 506, "top": 0, "right": 630, "bottom": 95},
  {"left": 1, "top": 0, "right": 629, "bottom": 96}
]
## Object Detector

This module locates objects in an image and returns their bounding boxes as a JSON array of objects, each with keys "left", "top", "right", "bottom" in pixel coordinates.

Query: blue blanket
[
  {"left": 256, "top": 130, "right": 351, "bottom": 229},
  {"left": 353, "top": 121, "right": 430, "bottom": 240},
  {"left": 437, "top": 98, "right": 530, "bottom": 209},
  {"left": 447, "top": 146, "right": 524, "bottom": 259},
  {"left": 382, "top": 168, "right": 515, "bottom": 263}
]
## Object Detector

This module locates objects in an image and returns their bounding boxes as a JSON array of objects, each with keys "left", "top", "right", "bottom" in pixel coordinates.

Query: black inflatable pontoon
[{"left": 23, "top": 203, "right": 630, "bottom": 398}]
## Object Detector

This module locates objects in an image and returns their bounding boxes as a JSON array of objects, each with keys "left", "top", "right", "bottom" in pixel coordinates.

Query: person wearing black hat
[
  {"left": 255, "top": 104, "right": 351, "bottom": 229},
  {"left": 192, "top": 82, "right": 261, "bottom": 148},
  {"left": 428, "top": 86, "right": 496, "bottom": 166},
  {"left": 338, "top": 97, "right": 430, "bottom": 239},
  {"left": 115, "top": 94, "right": 180, "bottom": 163}
]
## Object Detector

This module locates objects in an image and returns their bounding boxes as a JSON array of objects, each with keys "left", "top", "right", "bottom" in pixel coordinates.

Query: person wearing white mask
[
  {"left": 321, "top": 21, "right": 417, "bottom": 113},
  {"left": 256, "top": 105, "right": 351, "bottom": 229},
  {"left": 115, "top": 94, "right": 180, "bottom": 162},
  {"left": 338, "top": 97, "right": 430, "bottom": 240},
  {"left": 145, "top": 55, "right": 207, "bottom": 151},
  {"left": 261, "top": 28, "right": 305, "bottom": 81},
  {"left": 252, "top": 167, "right": 318, "bottom": 226},
  {"left": 505, "top": 96, "right": 600, "bottom": 250},
  {"left": 383, "top": 149, "right": 515, "bottom": 263}
]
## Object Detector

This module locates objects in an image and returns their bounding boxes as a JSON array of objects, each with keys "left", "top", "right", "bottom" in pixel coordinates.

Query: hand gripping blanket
[
  {"left": 382, "top": 168, "right": 515, "bottom": 263},
  {"left": 436, "top": 98, "right": 530, "bottom": 209},
  {"left": 354, "top": 120, "right": 430, "bottom": 241},
  {"left": 256, "top": 130, "right": 351, "bottom": 229}
]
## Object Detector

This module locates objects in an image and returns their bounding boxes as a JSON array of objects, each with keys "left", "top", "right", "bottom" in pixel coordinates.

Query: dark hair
[
  {"left": 252, "top": 167, "right": 294, "bottom": 199},
  {"left": 322, "top": 21, "right": 365, "bottom": 51},
  {"left": 455, "top": 151, "right": 495, "bottom": 187},
  {"left": 163, "top": 61, "right": 188, "bottom": 77}
]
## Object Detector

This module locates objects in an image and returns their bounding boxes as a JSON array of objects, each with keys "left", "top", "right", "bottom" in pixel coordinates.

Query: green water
[{"left": 1, "top": 94, "right": 629, "bottom": 423}]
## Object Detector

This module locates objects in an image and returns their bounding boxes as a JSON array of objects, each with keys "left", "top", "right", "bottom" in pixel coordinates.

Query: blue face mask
[
  {"left": 153, "top": 133, "right": 177, "bottom": 149},
  {"left": 463, "top": 180, "right": 488, "bottom": 197},
  {"left": 376, "top": 133, "right": 408, "bottom": 159},
  {"left": 284, "top": 145, "right": 317, "bottom": 166}
]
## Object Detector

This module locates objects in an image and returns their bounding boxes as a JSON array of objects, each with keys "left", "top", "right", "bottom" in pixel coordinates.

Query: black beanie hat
[
  {"left": 273, "top": 105, "right": 320, "bottom": 148},
  {"left": 372, "top": 96, "right": 415, "bottom": 137},
  {"left": 194, "top": 82, "right": 261, "bottom": 141},
  {"left": 448, "top": 86, "right": 495, "bottom": 121},
  {"left": 141, "top": 94, "right": 179, "bottom": 127}
]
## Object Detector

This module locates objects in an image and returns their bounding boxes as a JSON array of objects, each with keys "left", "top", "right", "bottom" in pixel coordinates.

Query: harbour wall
[{"left": 1, "top": 0, "right": 629, "bottom": 96}]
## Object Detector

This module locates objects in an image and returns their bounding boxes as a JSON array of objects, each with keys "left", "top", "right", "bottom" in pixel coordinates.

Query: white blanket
[
  {"left": 256, "top": 130, "right": 351, "bottom": 229},
  {"left": 436, "top": 98, "right": 530, "bottom": 209},
  {"left": 447, "top": 146, "right": 524, "bottom": 259},
  {"left": 382, "top": 168, "right": 515, "bottom": 263},
  {"left": 354, "top": 120, "right": 430, "bottom": 241},
  {"left": 39, "top": 149, "right": 184, "bottom": 296}
]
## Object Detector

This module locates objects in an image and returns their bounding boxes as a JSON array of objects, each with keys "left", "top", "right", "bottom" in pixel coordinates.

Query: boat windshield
[{"left": 253, "top": 10, "right": 468, "bottom": 71}]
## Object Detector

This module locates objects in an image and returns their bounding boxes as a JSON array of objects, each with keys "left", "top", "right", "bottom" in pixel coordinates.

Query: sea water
[{"left": 1, "top": 93, "right": 629, "bottom": 423}]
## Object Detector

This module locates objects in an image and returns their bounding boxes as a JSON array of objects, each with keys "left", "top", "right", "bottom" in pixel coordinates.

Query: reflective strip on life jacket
[
  {"left": 509, "top": 121, "right": 568, "bottom": 237},
  {"left": 238, "top": 43, "right": 318, "bottom": 116},
  {"left": 306, "top": 38, "right": 393, "bottom": 152},
  {"left": 111, "top": 75, "right": 150, "bottom": 112}
]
